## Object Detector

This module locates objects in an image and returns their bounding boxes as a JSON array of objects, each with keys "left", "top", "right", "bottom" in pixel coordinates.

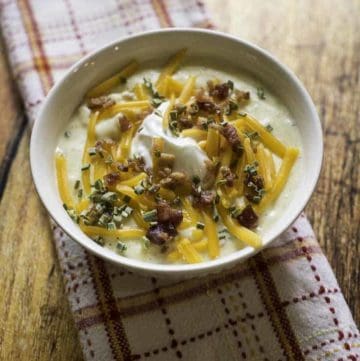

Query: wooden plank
[
  {"left": 206, "top": 0, "right": 359, "bottom": 323},
  {"left": 0, "top": 35, "right": 26, "bottom": 199},
  {"left": 0, "top": 134, "right": 83, "bottom": 361}
]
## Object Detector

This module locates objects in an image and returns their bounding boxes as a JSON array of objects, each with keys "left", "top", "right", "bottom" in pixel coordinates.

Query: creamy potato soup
[{"left": 55, "top": 50, "right": 302, "bottom": 264}]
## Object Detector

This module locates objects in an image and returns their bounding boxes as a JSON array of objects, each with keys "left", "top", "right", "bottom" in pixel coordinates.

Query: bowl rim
[{"left": 30, "top": 27, "right": 323, "bottom": 275}]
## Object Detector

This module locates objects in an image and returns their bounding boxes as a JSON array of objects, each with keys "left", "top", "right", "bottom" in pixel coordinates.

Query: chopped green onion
[
  {"left": 64, "top": 130, "right": 71, "bottom": 138},
  {"left": 196, "top": 222, "right": 205, "bottom": 230},
  {"left": 142, "top": 236, "right": 150, "bottom": 249},
  {"left": 256, "top": 87, "right": 266, "bottom": 100},
  {"left": 143, "top": 209, "right": 157, "bottom": 222},
  {"left": 94, "top": 236, "right": 104, "bottom": 246},
  {"left": 88, "top": 147, "right": 97, "bottom": 156},
  {"left": 123, "top": 195, "right": 131, "bottom": 203},
  {"left": 213, "top": 214, "right": 219, "bottom": 222},
  {"left": 227, "top": 80, "right": 234, "bottom": 90},
  {"left": 94, "top": 179, "right": 104, "bottom": 190},
  {"left": 192, "top": 175, "right": 200, "bottom": 184},
  {"left": 101, "top": 191, "right": 117, "bottom": 203},
  {"left": 107, "top": 222, "right": 116, "bottom": 230},
  {"left": 265, "top": 124, "right": 273, "bottom": 132},
  {"left": 116, "top": 242, "right": 127, "bottom": 254},
  {"left": 77, "top": 189, "right": 83, "bottom": 199},
  {"left": 169, "top": 110, "right": 178, "bottom": 121},
  {"left": 81, "top": 163, "right": 90, "bottom": 171},
  {"left": 74, "top": 180, "right": 80, "bottom": 189},
  {"left": 134, "top": 185, "right": 145, "bottom": 195}
]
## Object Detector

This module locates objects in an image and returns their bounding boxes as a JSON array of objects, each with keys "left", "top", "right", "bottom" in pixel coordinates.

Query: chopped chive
[
  {"left": 123, "top": 195, "right": 131, "bottom": 203},
  {"left": 189, "top": 103, "right": 199, "bottom": 114},
  {"left": 74, "top": 180, "right": 80, "bottom": 189},
  {"left": 107, "top": 222, "right": 116, "bottom": 230},
  {"left": 116, "top": 242, "right": 127, "bottom": 254},
  {"left": 265, "top": 124, "right": 273, "bottom": 132},
  {"left": 256, "top": 87, "right": 266, "bottom": 100},
  {"left": 244, "top": 130, "right": 259, "bottom": 140},
  {"left": 113, "top": 215, "right": 123, "bottom": 224},
  {"left": 64, "top": 130, "right": 71, "bottom": 138},
  {"left": 94, "top": 179, "right": 104, "bottom": 190},
  {"left": 215, "top": 194, "right": 220, "bottom": 204},
  {"left": 154, "top": 109, "right": 162, "bottom": 116},
  {"left": 169, "top": 110, "right": 178, "bottom": 121},
  {"left": 192, "top": 175, "right": 200, "bottom": 184},
  {"left": 142, "top": 236, "right": 150, "bottom": 249},
  {"left": 81, "top": 163, "right": 90, "bottom": 171},
  {"left": 227, "top": 80, "right": 234, "bottom": 90},
  {"left": 213, "top": 214, "right": 219, "bottom": 222},
  {"left": 196, "top": 222, "right": 205, "bottom": 230},
  {"left": 134, "top": 185, "right": 145, "bottom": 195},
  {"left": 88, "top": 147, "right": 97, "bottom": 156},
  {"left": 124, "top": 206, "right": 133, "bottom": 215},
  {"left": 101, "top": 191, "right": 117, "bottom": 203},
  {"left": 219, "top": 235, "right": 227, "bottom": 240},
  {"left": 143, "top": 209, "right": 157, "bottom": 222},
  {"left": 94, "top": 236, "right": 104, "bottom": 246},
  {"left": 231, "top": 208, "right": 242, "bottom": 218},
  {"left": 77, "top": 189, "right": 83, "bottom": 199},
  {"left": 238, "top": 112, "right": 247, "bottom": 117}
]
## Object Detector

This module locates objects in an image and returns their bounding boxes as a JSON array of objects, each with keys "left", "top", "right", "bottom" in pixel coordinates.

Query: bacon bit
[
  {"left": 116, "top": 163, "right": 129, "bottom": 172},
  {"left": 210, "top": 82, "right": 231, "bottom": 100},
  {"left": 158, "top": 153, "right": 175, "bottom": 169},
  {"left": 156, "top": 201, "right": 183, "bottom": 226},
  {"left": 202, "top": 160, "right": 217, "bottom": 190},
  {"left": 234, "top": 89, "right": 250, "bottom": 103},
  {"left": 237, "top": 205, "right": 258, "bottom": 229},
  {"left": 118, "top": 114, "right": 132, "bottom": 132},
  {"left": 244, "top": 173, "right": 264, "bottom": 203},
  {"left": 192, "top": 189, "right": 216, "bottom": 209},
  {"left": 219, "top": 123, "right": 243, "bottom": 154},
  {"left": 104, "top": 172, "right": 121, "bottom": 187},
  {"left": 220, "top": 166, "right": 236, "bottom": 187},
  {"left": 87, "top": 96, "right": 115, "bottom": 110},
  {"left": 146, "top": 223, "right": 177, "bottom": 245},
  {"left": 197, "top": 100, "right": 220, "bottom": 114},
  {"left": 178, "top": 115, "right": 193, "bottom": 129},
  {"left": 160, "top": 171, "right": 188, "bottom": 190},
  {"left": 158, "top": 167, "right": 172, "bottom": 179},
  {"left": 127, "top": 156, "right": 146, "bottom": 172},
  {"left": 195, "top": 87, "right": 211, "bottom": 103},
  {"left": 245, "top": 173, "right": 264, "bottom": 190}
]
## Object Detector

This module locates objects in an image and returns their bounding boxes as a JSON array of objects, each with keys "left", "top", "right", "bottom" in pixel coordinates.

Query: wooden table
[{"left": 0, "top": 1, "right": 358, "bottom": 359}]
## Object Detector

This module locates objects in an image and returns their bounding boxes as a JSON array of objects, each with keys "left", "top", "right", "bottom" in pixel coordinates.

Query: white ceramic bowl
[{"left": 30, "top": 29, "right": 323, "bottom": 278}]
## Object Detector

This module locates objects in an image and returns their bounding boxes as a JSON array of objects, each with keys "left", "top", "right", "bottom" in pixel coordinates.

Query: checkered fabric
[{"left": 0, "top": 1, "right": 359, "bottom": 360}]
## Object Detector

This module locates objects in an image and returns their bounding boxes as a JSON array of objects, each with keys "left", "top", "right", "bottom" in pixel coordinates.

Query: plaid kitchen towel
[{"left": 0, "top": 1, "right": 359, "bottom": 360}]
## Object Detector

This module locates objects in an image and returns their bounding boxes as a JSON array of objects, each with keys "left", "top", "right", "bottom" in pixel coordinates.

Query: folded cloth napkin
[{"left": 1, "top": 1, "right": 358, "bottom": 360}]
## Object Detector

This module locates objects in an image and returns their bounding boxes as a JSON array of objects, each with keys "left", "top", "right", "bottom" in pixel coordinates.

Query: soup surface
[{"left": 55, "top": 51, "right": 302, "bottom": 264}]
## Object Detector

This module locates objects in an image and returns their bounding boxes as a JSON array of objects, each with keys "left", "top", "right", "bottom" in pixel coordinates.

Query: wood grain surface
[{"left": 0, "top": 1, "right": 359, "bottom": 360}]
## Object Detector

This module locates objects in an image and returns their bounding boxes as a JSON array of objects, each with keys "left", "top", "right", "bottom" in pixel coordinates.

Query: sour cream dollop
[{"left": 130, "top": 102, "right": 210, "bottom": 180}]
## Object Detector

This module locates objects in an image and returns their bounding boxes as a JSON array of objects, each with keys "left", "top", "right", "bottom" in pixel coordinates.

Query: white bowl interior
[{"left": 30, "top": 29, "right": 322, "bottom": 277}]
